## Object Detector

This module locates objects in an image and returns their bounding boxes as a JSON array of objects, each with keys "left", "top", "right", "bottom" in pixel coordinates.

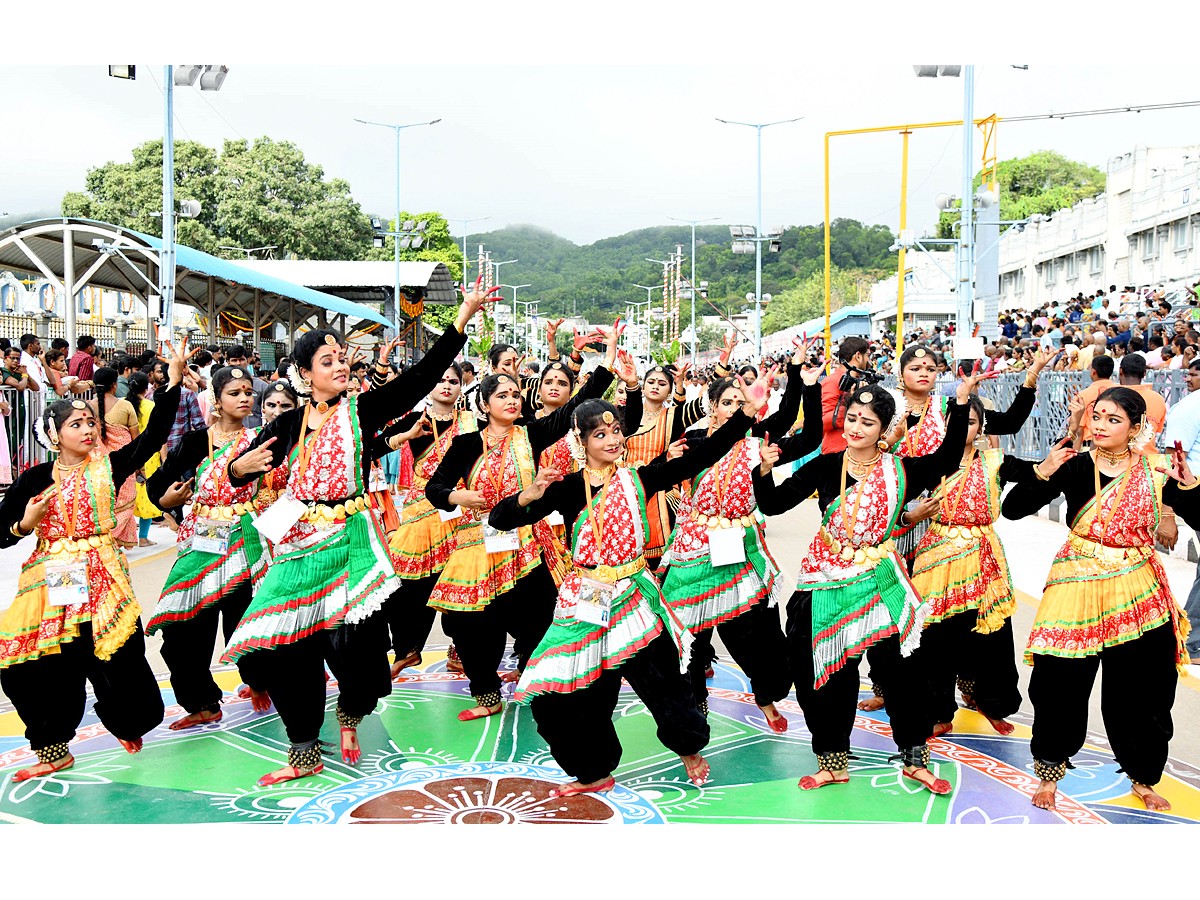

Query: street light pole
[
  {"left": 449, "top": 216, "right": 491, "bottom": 286},
  {"left": 159, "top": 65, "right": 175, "bottom": 345},
  {"left": 958, "top": 65, "right": 976, "bottom": 341},
  {"left": 668, "top": 215, "right": 718, "bottom": 362},
  {"left": 354, "top": 117, "right": 442, "bottom": 342},
  {"left": 502, "top": 284, "right": 532, "bottom": 351},
  {"left": 631, "top": 284, "right": 656, "bottom": 360},
  {"left": 490, "top": 259, "right": 517, "bottom": 341},
  {"left": 716, "top": 116, "right": 803, "bottom": 360}
]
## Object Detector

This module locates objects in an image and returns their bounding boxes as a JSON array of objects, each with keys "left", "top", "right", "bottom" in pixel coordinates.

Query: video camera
[{"left": 838, "top": 364, "right": 883, "bottom": 393}]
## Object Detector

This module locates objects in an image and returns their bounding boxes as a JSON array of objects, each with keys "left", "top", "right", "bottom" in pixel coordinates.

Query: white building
[
  {"left": 998, "top": 145, "right": 1200, "bottom": 310},
  {"left": 870, "top": 250, "right": 957, "bottom": 336}
]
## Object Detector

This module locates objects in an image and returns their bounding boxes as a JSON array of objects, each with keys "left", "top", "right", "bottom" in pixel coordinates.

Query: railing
[
  {"left": 878, "top": 369, "right": 1189, "bottom": 461},
  {"left": 0, "top": 386, "right": 46, "bottom": 489}
]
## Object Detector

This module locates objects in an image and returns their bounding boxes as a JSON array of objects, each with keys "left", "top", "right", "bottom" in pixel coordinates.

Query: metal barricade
[{"left": 878, "top": 369, "right": 1188, "bottom": 462}]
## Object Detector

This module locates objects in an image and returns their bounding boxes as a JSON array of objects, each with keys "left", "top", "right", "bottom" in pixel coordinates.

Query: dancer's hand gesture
[{"left": 455, "top": 276, "right": 502, "bottom": 332}]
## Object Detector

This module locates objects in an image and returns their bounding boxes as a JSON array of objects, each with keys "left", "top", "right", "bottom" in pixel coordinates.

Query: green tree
[
  {"left": 63, "top": 136, "right": 375, "bottom": 260},
  {"left": 935, "top": 149, "right": 1106, "bottom": 238},
  {"left": 696, "top": 323, "right": 727, "bottom": 351}
]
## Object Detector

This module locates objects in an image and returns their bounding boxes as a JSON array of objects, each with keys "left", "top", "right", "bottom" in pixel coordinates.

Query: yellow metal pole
[
  {"left": 897, "top": 129, "right": 910, "bottom": 346},
  {"left": 824, "top": 131, "right": 832, "bottom": 366}
]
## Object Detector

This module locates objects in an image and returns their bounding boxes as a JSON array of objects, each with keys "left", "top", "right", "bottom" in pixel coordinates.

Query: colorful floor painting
[{"left": 1, "top": 650, "right": 1199, "bottom": 824}]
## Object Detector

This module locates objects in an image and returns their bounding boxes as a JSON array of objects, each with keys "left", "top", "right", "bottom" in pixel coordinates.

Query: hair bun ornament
[
  {"left": 287, "top": 363, "right": 312, "bottom": 397},
  {"left": 324, "top": 334, "right": 339, "bottom": 347},
  {"left": 567, "top": 427, "right": 587, "bottom": 464},
  {"left": 230, "top": 368, "right": 244, "bottom": 379}
]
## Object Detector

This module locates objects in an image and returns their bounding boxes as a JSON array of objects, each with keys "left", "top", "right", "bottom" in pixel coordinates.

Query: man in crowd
[
  {"left": 821, "top": 336, "right": 872, "bottom": 453},
  {"left": 114, "top": 355, "right": 134, "bottom": 398},
  {"left": 68, "top": 335, "right": 98, "bottom": 382},
  {"left": 18, "top": 334, "right": 45, "bottom": 393},
  {"left": 1165, "top": 359, "right": 1200, "bottom": 664}
]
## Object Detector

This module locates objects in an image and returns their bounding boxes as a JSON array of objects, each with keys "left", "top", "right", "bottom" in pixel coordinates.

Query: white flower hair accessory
[
  {"left": 287, "top": 362, "right": 312, "bottom": 397},
  {"left": 1130, "top": 414, "right": 1154, "bottom": 454},
  {"left": 33, "top": 413, "right": 57, "bottom": 452},
  {"left": 567, "top": 427, "right": 587, "bottom": 464}
]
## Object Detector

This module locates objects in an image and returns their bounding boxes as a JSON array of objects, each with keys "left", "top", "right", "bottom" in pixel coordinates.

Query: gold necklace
[
  {"left": 845, "top": 451, "right": 882, "bottom": 477},
  {"left": 55, "top": 457, "right": 88, "bottom": 472},
  {"left": 1096, "top": 446, "right": 1131, "bottom": 466},
  {"left": 313, "top": 400, "right": 331, "bottom": 415},
  {"left": 584, "top": 463, "right": 615, "bottom": 481}
]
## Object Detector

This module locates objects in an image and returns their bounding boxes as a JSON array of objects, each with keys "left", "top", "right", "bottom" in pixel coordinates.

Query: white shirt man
[{"left": 18, "top": 336, "right": 45, "bottom": 391}]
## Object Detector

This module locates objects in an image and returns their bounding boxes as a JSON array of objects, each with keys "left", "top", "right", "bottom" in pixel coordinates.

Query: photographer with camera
[{"left": 821, "top": 337, "right": 878, "bottom": 453}]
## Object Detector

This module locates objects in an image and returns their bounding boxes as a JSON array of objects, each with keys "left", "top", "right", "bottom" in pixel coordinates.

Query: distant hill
[{"left": 455, "top": 220, "right": 897, "bottom": 324}]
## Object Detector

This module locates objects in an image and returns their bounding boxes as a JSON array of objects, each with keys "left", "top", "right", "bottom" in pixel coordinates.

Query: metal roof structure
[
  {"left": 0, "top": 217, "right": 393, "bottom": 347},
  {"left": 234, "top": 259, "right": 458, "bottom": 305}
]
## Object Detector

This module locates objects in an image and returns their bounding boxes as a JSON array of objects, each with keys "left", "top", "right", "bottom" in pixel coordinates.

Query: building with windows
[{"left": 998, "top": 145, "right": 1200, "bottom": 310}]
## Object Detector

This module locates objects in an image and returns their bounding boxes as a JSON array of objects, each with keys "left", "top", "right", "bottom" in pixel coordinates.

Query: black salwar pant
[
  {"left": 1029, "top": 621, "right": 1178, "bottom": 785},
  {"left": 687, "top": 600, "right": 791, "bottom": 709},
  {"left": 530, "top": 630, "right": 710, "bottom": 785},
  {"left": 251, "top": 613, "right": 392, "bottom": 746},
  {"left": 921, "top": 612, "right": 1021, "bottom": 724},
  {"left": 0, "top": 621, "right": 164, "bottom": 752},
  {"left": 158, "top": 582, "right": 265, "bottom": 714},
  {"left": 442, "top": 564, "right": 556, "bottom": 700},
  {"left": 383, "top": 572, "right": 441, "bottom": 659},
  {"left": 785, "top": 588, "right": 935, "bottom": 754}
]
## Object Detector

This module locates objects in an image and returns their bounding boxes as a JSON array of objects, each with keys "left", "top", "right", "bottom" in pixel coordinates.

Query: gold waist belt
[
  {"left": 1068, "top": 532, "right": 1152, "bottom": 566},
  {"left": 576, "top": 558, "right": 646, "bottom": 584},
  {"left": 299, "top": 495, "right": 371, "bottom": 524},
  {"left": 930, "top": 522, "right": 994, "bottom": 539},
  {"left": 691, "top": 511, "right": 756, "bottom": 528},
  {"left": 818, "top": 528, "right": 896, "bottom": 564},
  {"left": 194, "top": 500, "right": 253, "bottom": 520},
  {"left": 37, "top": 533, "right": 112, "bottom": 555}
]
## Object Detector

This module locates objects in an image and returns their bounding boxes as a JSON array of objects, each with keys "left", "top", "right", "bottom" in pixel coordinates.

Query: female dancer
[
  {"left": 220, "top": 282, "right": 495, "bottom": 786},
  {"left": 621, "top": 355, "right": 713, "bottom": 568},
  {"left": 146, "top": 365, "right": 272, "bottom": 728},
  {"left": 753, "top": 377, "right": 976, "bottom": 794},
  {"left": 129, "top": 373, "right": 162, "bottom": 548},
  {"left": 377, "top": 360, "right": 478, "bottom": 676},
  {"left": 488, "top": 368, "right": 776, "bottom": 796},
  {"left": 859, "top": 345, "right": 1047, "bottom": 712},
  {"left": 425, "top": 328, "right": 622, "bottom": 722},
  {"left": 660, "top": 341, "right": 821, "bottom": 731},
  {"left": 92, "top": 366, "right": 141, "bottom": 549},
  {"left": 907, "top": 395, "right": 1034, "bottom": 738},
  {"left": 1002, "top": 387, "right": 1200, "bottom": 812},
  {"left": 261, "top": 380, "right": 299, "bottom": 424},
  {"left": 0, "top": 336, "right": 187, "bottom": 781}
]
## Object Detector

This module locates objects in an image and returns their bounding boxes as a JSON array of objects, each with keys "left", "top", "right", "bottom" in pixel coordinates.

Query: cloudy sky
[{"left": 4, "top": 14, "right": 1197, "bottom": 250}]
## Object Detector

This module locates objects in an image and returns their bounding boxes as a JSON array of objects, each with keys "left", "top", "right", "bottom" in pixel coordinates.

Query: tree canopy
[{"left": 62, "top": 137, "right": 375, "bottom": 260}]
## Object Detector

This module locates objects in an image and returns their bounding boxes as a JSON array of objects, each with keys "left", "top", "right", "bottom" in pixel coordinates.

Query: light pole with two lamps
[
  {"left": 667, "top": 215, "right": 719, "bottom": 361},
  {"left": 449, "top": 215, "right": 492, "bottom": 285},
  {"left": 353, "top": 116, "right": 442, "bottom": 345},
  {"left": 716, "top": 115, "right": 802, "bottom": 360}
]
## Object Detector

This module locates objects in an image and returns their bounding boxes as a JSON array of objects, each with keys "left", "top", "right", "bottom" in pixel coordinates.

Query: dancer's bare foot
[
  {"left": 499, "top": 669, "right": 520, "bottom": 684},
  {"left": 902, "top": 765, "right": 952, "bottom": 794},
  {"left": 168, "top": 709, "right": 222, "bottom": 730},
  {"left": 138, "top": 538, "right": 156, "bottom": 548},
  {"left": 246, "top": 688, "right": 272, "bottom": 712},
  {"left": 258, "top": 763, "right": 323, "bottom": 787},
  {"left": 984, "top": 714, "right": 1014, "bottom": 736},
  {"left": 797, "top": 768, "right": 849, "bottom": 790},
  {"left": 118, "top": 737, "right": 143, "bottom": 754},
  {"left": 1131, "top": 782, "right": 1171, "bottom": 811},
  {"left": 457, "top": 702, "right": 502, "bottom": 722},
  {"left": 681, "top": 753, "right": 710, "bottom": 786},
  {"left": 390, "top": 650, "right": 421, "bottom": 680},
  {"left": 931, "top": 721, "right": 953, "bottom": 738},
  {"left": 1032, "top": 779, "right": 1058, "bottom": 810},
  {"left": 340, "top": 727, "right": 361, "bottom": 764},
  {"left": 857, "top": 696, "right": 885, "bottom": 712},
  {"left": 759, "top": 702, "right": 788, "bottom": 733},
  {"left": 548, "top": 775, "right": 616, "bottom": 798},
  {"left": 12, "top": 754, "right": 75, "bottom": 782}
]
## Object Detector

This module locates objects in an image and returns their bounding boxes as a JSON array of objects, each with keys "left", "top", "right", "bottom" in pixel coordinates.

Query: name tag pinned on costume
[
  {"left": 192, "top": 517, "right": 232, "bottom": 555},
  {"left": 252, "top": 494, "right": 307, "bottom": 544},
  {"left": 483, "top": 517, "right": 520, "bottom": 553},
  {"left": 438, "top": 505, "right": 463, "bottom": 523},
  {"left": 573, "top": 577, "right": 613, "bottom": 627},
  {"left": 708, "top": 526, "right": 746, "bottom": 566},
  {"left": 45, "top": 558, "right": 89, "bottom": 607},
  {"left": 368, "top": 470, "right": 389, "bottom": 493},
  {"left": 545, "top": 511, "right": 565, "bottom": 527}
]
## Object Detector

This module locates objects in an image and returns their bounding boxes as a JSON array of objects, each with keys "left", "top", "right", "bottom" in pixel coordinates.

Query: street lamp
[
  {"left": 631, "top": 284, "right": 657, "bottom": 360},
  {"left": 490, "top": 259, "right": 517, "bottom": 340},
  {"left": 914, "top": 65, "right": 976, "bottom": 344},
  {"left": 668, "top": 215, "right": 719, "bottom": 362},
  {"left": 502, "top": 284, "right": 532, "bottom": 348},
  {"left": 218, "top": 245, "right": 277, "bottom": 260},
  {"left": 353, "top": 116, "right": 442, "bottom": 341},
  {"left": 716, "top": 115, "right": 803, "bottom": 360},
  {"left": 110, "top": 65, "right": 229, "bottom": 348},
  {"left": 448, "top": 215, "right": 491, "bottom": 285}
]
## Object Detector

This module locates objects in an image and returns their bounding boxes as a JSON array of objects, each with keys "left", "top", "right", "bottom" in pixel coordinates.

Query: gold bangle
[
  {"left": 1178, "top": 477, "right": 1200, "bottom": 491},
  {"left": 1034, "top": 464, "right": 1050, "bottom": 481},
  {"left": 1024, "top": 372, "right": 1037, "bottom": 389},
  {"left": 10, "top": 521, "right": 29, "bottom": 538}
]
